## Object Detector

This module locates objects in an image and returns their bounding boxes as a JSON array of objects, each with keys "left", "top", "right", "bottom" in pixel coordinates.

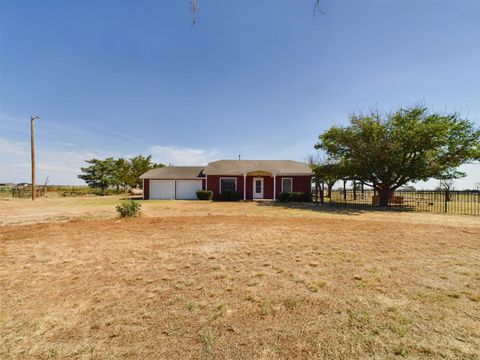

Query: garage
[
  {"left": 176, "top": 180, "right": 203, "bottom": 200},
  {"left": 140, "top": 166, "right": 205, "bottom": 200},
  {"left": 149, "top": 180, "right": 175, "bottom": 199}
]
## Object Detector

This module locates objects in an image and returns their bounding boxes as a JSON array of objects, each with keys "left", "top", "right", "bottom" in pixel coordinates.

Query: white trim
[
  {"left": 219, "top": 177, "right": 237, "bottom": 193},
  {"left": 253, "top": 177, "right": 264, "bottom": 199},
  {"left": 281, "top": 177, "right": 293, "bottom": 193},
  {"left": 243, "top": 162, "right": 278, "bottom": 175},
  {"left": 203, "top": 172, "right": 312, "bottom": 176},
  {"left": 174, "top": 179, "right": 177, "bottom": 199},
  {"left": 277, "top": 173, "right": 313, "bottom": 176},
  {"left": 243, "top": 174, "right": 246, "bottom": 200}
]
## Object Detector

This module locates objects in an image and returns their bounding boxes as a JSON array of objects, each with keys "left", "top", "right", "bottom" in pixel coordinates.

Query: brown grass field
[{"left": 1, "top": 196, "right": 479, "bottom": 359}]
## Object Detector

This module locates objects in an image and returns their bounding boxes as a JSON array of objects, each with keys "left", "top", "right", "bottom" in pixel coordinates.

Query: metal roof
[{"left": 140, "top": 160, "right": 312, "bottom": 179}]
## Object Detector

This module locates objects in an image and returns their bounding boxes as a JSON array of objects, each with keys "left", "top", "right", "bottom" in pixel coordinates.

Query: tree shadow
[
  {"left": 121, "top": 195, "right": 144, "bottom": 201},
  {"left": 253, "top": 201, "right": 374, "bottom": 215}
]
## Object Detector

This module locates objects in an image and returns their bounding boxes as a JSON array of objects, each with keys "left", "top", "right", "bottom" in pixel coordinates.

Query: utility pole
[{"left": 31, "top": 115, "right": 40, "bottom": 201}]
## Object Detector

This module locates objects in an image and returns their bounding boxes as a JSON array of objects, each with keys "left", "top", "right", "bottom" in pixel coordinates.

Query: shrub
[
  {"left": 196, "top": 190, "right": 213, "bottom": 200},
  {"left": 116, "top": 200, "right": 141, "bottom": 218},
  {"left": 221, "top": 190, "right": 240, "bottom": 201},
  {"left": 278, "top": 192, "right": 291, "bottom": 202},
  {"left": 278, "top": 192, "right": 310, "bottom": 202}
]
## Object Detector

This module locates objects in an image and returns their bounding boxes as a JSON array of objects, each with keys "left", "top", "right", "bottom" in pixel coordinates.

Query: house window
[
  {"left": 282, "top": 178, "right": 293, "bottom": 193},
  {"left": 220, "top": 177, "right": 237, "bottom": 193},
  {"left": 255, "top": 180, "right": 262, "bottom": 193}
]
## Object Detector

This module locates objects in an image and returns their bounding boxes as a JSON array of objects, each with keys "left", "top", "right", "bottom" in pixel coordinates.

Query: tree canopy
[
  {"left": 78, "top": 155, "right": 163, "bottom": 193},
  {"left": 315, "top": 106, "right": 480, "bottom": 205},
  {"left": 308, "top": 155, "right": 348, "bottom": 198},
  {"left": 78, "top": 158, "right": 117, "bottom": 194}
]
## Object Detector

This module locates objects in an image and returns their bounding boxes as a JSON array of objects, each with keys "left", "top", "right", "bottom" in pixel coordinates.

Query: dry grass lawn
[{"left": 1, "top": 197, "right": 479, "bottom": 359}]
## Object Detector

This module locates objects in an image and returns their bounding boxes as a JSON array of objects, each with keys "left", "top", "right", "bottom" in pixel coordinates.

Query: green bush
[
  {"left": 116, "top": 200, "right": 141, "bottom": 218},
  {"left": 221, "top": 190, "right": 240, "bottom": 201},
  {"left": 196, "top": 190, "right": 213, "bottom": 200},
  {"left": 278, "top": 192, "right": 310, "bottom": 202},
  {"left": 278, "top": 192, "right": 291, "bottom": 202}
]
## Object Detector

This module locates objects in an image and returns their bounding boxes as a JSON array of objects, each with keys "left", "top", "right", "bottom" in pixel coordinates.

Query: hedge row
[
  {"left": 278, "top": 192, "right": 310, "bottom": 202},
  {"left": 196, "top": 190, "right": 310, "bottom": 202},
  {"left": 221, "top": 190, "right": 241, "bottom": 201}
]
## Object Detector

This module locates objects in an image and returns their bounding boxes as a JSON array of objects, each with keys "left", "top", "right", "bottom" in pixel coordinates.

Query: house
[{"left": 140, "top": 160, "right": 313, "bottom": 200}]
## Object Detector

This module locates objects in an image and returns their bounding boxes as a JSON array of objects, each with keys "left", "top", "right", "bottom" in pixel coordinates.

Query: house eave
[{"left": 202, "top": 172, "right": 313, "bottom": 176}]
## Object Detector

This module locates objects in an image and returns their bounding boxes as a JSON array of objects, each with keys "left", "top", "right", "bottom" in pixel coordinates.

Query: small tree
[
  {"left": 78, "top": 158, "right": 116, "bottom": 194},
  {"left": 307, "top": 155, "right": 344, "bottom": 198},
  {"left": 114, "top": 158, "right": 134, "bottom": 192},
  {"left": 316, "top": 106, "right": 480, "bottom": 206},
  {"left": 130, "top": 155, "right": 163, "bottom": 188},
  {"left": 437, "top": 170, "right": 463, "bottom": 201}
]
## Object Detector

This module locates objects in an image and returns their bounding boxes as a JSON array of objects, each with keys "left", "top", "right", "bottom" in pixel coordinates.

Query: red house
[{"left": 140, "top": 160, "right": 313, "bottom": 200}]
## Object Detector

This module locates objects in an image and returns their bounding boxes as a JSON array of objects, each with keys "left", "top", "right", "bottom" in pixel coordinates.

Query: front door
[{"left": 253, "top": 178, "right": 264, "bottom": 199}]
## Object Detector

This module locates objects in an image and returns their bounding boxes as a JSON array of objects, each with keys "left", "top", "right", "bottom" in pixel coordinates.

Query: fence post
[
  {"left": 353, "top": 180, "right": 357, "bottom": 200},
  {"left": 444, "top": 190, "right": 448, "bottom": 213},
  {"left": 343, "top": 179, "right": 347, "bottom": 207}
]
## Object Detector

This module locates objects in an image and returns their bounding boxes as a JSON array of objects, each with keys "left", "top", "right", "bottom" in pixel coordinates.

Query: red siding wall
[
  {"left": 206, "top": 175, "right": 312, "bottom": 200},
  {"left": 206, "top": 175, "right": 244, "bottom": 200},
  {"left": 278, "top": 176, "right": 312, "bottom": 196},
  {"left": 143, "top": 179, "right": 150, "bottom": 200}
]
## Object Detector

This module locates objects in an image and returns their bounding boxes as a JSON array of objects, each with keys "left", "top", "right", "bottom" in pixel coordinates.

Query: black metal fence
[{"left": 314, "top": 189, "right": 480, "bottom": 215}]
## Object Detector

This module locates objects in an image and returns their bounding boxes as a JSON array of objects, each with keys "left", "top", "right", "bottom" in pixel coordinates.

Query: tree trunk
[
  {"left": 320, "top": 180, "right": 324, "bottom": 206},
  {"left": 378, "top": 188, "right": 391, "bottom": 207},
  {"left": 353, "top": 180, "right": 357, "bottom": 200},
  {"left": 327, "top": 184, "right": 333, "bottom": 198}
]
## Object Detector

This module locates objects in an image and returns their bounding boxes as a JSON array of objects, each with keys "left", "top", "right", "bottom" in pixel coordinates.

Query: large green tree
[
  {"left": 315, "top": 106, "right": 480, "bottom": 206},
  {"left": 79, "top": 155, "right": 164, "bottom": 192},
  {"left": 78, "top": 157, "right": 117, "bottom": 194}
]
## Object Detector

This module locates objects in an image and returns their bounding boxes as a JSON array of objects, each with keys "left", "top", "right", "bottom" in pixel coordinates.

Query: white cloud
[
  {"left": 0, "top": 138, "right": 29, "bottom": 156},
  {"left": 0, "top": 137, "right": 102, "bottom": 185},
  {"left": 149, "top": 145, "right": 220, "bottom": 166}
]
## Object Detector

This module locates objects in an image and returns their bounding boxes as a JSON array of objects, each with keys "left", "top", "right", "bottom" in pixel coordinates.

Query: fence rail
[{"left": 314, "top": 189, "right": 480, "bottom": 215}]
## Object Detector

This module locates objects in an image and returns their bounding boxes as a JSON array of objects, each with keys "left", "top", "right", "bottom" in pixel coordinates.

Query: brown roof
[
  {"left": 203, "top": 160, "right": 312, "bottom": 175},
  {"left": 140, "top": 166, "right": 205, "bottom": 179}
]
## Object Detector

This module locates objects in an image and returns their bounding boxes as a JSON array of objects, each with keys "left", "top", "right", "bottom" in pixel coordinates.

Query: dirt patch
[
  {"left": 1, "top": 213, "right": 479, "bottom": 359},
  {"left": 2, "top": 196, "right": 480, "bottom": 228}
]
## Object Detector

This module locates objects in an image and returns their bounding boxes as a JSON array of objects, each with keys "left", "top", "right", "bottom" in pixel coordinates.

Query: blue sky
[{"left": 1, "top": 0, "right": 479, "bottom": 188}]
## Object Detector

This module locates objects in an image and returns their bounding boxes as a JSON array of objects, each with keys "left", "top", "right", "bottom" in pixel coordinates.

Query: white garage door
[
  {"left": 150, "top": 180, "right": 175, "bottom": 199},
  {"left": 176, "top": 180, "right": 203, "bottom": 200}
]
